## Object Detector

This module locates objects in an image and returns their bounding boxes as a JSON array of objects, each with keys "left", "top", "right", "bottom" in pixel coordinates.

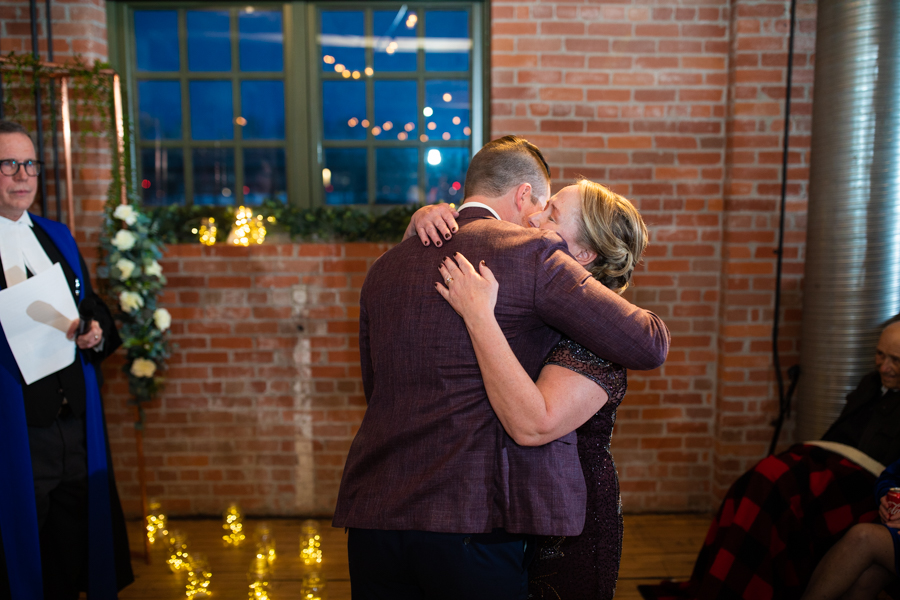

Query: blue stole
[{"left": 0, "top": 214, "right": 118, "bottom": 599}]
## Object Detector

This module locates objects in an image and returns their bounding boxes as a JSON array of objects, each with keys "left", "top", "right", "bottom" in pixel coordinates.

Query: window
[{"left": 108, "top": 2, "right": 485, "bottom": 208}]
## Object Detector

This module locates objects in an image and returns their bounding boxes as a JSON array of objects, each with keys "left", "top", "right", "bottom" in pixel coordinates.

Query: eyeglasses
[{"left": 0, "top": 159, "right": 43, "bottom": 177}]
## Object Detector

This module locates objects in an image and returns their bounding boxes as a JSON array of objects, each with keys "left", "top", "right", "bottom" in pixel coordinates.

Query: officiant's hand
[{"left": 67, "top": 319, "right": 103, "bottom": 350}]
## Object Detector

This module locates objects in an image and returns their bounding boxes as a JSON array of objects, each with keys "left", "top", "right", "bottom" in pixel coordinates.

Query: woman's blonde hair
[{"left": 575, "top": 179, "right": 648, "bottom": 294}]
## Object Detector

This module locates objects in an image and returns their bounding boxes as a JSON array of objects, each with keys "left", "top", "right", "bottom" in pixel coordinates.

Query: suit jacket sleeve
[
  {"left": 533, "top": 235, "right": 670, "bottom": 371},
  {"left": 358, "top": 284, "right": 374, "bottom": 404}
]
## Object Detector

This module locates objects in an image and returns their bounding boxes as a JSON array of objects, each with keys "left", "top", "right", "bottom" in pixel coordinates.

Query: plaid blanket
[{"left": 638, "top": 444, "right": 881, "bottom": 600}]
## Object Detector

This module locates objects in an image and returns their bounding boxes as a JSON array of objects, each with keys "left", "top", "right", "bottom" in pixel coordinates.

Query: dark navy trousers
[{"left": 348, "top": 528, "right": 535, "bottom": 600}]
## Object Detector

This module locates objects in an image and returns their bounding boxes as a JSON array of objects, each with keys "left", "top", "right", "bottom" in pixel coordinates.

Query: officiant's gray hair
[{"left": 0, "top": 120, "right": 34, "bottom": 146}]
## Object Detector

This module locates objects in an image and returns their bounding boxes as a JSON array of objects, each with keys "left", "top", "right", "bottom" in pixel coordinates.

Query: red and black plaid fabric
[{"left": 638, "top": 444, "right": 880, "bottom": 600}]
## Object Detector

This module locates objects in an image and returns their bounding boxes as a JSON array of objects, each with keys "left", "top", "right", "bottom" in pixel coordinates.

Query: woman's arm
[
  {"left": 403, "top": 203, "right": 460, "bottom": 247},
  {"left": 437, "top": 253, "right": 608, "bottom": 446}
]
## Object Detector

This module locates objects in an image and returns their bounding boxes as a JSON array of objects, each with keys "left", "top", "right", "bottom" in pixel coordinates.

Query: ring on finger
[{"left": 445, "top": 276, "right": 454, "bottom": 284}]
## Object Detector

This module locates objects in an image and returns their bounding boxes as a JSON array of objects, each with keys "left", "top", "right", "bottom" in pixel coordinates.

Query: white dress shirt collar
[
  {"left": 459, "top": 201, "right": 501, "bottom": 221},
  {"left": 0, "top": 211, "right": 53, "bottom": 286}
]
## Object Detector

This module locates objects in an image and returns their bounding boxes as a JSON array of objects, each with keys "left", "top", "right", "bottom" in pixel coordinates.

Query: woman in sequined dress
[{"left": 410, "top": 180, "right": 649, "bottom": 599}]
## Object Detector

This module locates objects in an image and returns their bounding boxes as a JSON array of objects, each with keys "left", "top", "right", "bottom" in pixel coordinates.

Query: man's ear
[
  {"left": 513, "top": 183, "right": 532, "bottom": 212},
  {"left": 572, "top": 246, "right": 597, "bottom": 268}
]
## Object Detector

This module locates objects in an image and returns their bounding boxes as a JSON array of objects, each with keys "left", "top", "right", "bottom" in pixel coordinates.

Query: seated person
[
  {"left": 801, "top": 457, "right": 899, "bottom": 599},
  {"left": 639, "top": 321, "right": 900, "bottom": 600}
]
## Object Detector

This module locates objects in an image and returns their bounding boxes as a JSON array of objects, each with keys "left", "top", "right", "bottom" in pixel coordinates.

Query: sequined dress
[{"left": 528, "top": 338, "right": 628, "bottom": 600}]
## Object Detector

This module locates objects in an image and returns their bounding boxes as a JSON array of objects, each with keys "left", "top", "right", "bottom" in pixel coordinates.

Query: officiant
[{"left": 0, "top": 120, "right": 132, "bottom": 599}]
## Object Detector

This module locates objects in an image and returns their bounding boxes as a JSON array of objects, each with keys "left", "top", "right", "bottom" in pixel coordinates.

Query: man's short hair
[
  {"left": 0, "top": 120, "right": 31, "bottom": 137},
  {"left": 463, "top": 135, "right": 551, "bottom": 200}
]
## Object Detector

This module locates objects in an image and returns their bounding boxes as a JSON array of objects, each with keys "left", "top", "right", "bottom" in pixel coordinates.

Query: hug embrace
[{"left": 333, "top": 135, "right": 671, "bottom": 600}]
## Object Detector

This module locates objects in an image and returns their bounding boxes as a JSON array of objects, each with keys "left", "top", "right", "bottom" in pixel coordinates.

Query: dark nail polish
[
  {"left": 444, "top": 233, "right": 451, "bottom": 240},
  {"left": 436, "top": 241, "right": 442, "bottom": 247}
]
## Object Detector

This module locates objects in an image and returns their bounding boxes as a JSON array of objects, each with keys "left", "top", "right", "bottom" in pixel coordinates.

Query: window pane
[
  {"left": 239, "top": 10, "right": 284, "bottom": 72},
  {"left": 374, "top": 9, "right": 417, "bottom": 73},
  {"left": 322, "top": 81, "right": 366, "bottom": 141},
  {"left": 425, "top": 10, "right": 470, "bottom": 72},
  {"left": 425, "top": 147, "right": 469, "bottom": 204},
  {"left": 239, "top": 81, "right": 285, "bottom": 140},
  {"left": 320, "top": 11, "right": 365, "bottom": 74},
  {"left": 244, "top": 148, "right": 286, "bottom": 205},
  {"left": 189, "top": 81, "right": 234, "bottom": 140},
  {"left": 193, "top": 148, "right": 235, "bottom": 205},
  {"left": 141, "top": 147, "right": 185, "bottom": 206},
  {"left": 376, "top": 148, "right": 418, "bottom": 204},
  {"left": 138, "top": 80, "right": 182, "bottom": 141},
  {"left": 187, "top": 10, "right": 231, "bottom": 72},
  {"left": 425, "top": 81, "right": 470, "bottom": 141},
  {"left": 374, "top": 81, "right": 417, "bottom": 141},
  {"left": 134, "top": 11, "right": 179, "bottom": 72},
  {"left": 323, "top": 148, "right": 367, "bottom": 205}
]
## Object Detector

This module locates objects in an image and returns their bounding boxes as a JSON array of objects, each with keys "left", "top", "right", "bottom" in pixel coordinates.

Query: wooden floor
[{"left": 120, "top": 513, "right": 711, "bottom": 599}]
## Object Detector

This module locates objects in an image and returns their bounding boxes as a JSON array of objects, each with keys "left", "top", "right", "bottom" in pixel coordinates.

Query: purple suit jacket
[{"left": 333, "top": 207, "right": 669, "bottom": 535}]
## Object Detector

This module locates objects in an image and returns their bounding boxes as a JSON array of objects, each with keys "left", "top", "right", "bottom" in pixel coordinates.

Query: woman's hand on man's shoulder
[{"left": 404, "top": 203, "right": 460, "bottom": 247}]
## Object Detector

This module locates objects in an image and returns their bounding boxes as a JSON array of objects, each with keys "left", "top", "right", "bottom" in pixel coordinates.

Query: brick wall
[
  {"left": 103, "top": 243, "right": 387, "bottom": 516},
  {"left": 4, "top": 0, "right": 818, "bottom": 516},
  {"left": 0, "top": 0, "right": 112, "bottom": 257}
]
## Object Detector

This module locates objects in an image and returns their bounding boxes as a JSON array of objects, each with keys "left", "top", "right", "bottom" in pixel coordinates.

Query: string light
[
  {"left": 228, "top": 207, "right": 268, "bottom": 247},
  {"left": 222, "top": 504, "right": 247, "bottom": 546},
  {"left": 255, "top": 523, "right": 277, "bottom": 567},
  {"left": 146, "top": 498, "right": 168, "bottom": 545},
  {"left": 323, "top": 55, "right": 335, "bottom": 64},
  {"left": 300, "top": 519, "right": 323, "bottom": 566},
  {"left": 248, "top": 552, "right": 271, "bottom": 600},
  {"left": 452, "top": 116, "right": 461, "bottom": 125},
  {"left": 405, "top": 13, "right": 417, "bottom": 28},
  {"left": 197, "top": 217, "right": 217, "bottom": 246},
  {"left": 365, "top": 67, "right": 374, "bottom": 76},
  {"left": 301, "top": 571, "right": 327, "bottom": 600},
  {"left": 185, "top": 552, "right": 212, "bottom": 599},
  {"left": 166, "top": 530, "right": 191, "bottom": 574}
]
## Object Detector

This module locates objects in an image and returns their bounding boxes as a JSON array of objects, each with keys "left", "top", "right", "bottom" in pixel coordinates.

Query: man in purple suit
[{"left": 333, "top": 136, "right": 670, "bottom": 599}]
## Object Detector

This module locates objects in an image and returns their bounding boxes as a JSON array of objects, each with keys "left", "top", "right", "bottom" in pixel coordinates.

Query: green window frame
[{"left": 107, "top": 1, "right": 488, "bottom": 209}]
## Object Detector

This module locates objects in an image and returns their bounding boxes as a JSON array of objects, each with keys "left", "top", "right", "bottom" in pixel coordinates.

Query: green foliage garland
[{"left": 149, "top": 200, "right": 420, "bottom": 244}]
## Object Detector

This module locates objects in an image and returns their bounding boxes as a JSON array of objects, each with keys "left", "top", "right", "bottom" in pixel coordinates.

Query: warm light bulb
[
  {"left": 442, "top": 132, "right": 451, "bottom": 140},
  {"left": 334, "top": 63, "right": 345, "bottom": 73},
  {"left": 365, "top": 66, "right": 374, "bottom": 76},
  {"left": 427, "top": 122, "right": 436, "bottom": 131},
  {"left": 323, "top": 55, "right": 335, "bottom": 64},
  {"left": 452, "top": 116, "right": 461, "bottom": 125},
  {"left": 397, "top": 132, "right": 408, "bottom": 141}
]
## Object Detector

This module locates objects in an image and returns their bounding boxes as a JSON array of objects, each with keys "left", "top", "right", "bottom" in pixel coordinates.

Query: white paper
[{"left": 0, "top": 263, "right": 78, "bottom": 384}]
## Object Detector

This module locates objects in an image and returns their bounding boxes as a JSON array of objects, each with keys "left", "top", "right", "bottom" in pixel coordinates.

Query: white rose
[
  {"left": 154, "top": 308, "right": 172, "bottom": 332},
  {"left": 115, "top": 258, "right": 136, "bottom": 280},
  {"left": 113, "top": 204, "right": 138, "bottom": 226},
  {"left": 119, "top": 290, "right": 144, "bottom": 313},
  {"left": 111, "top": 230, "right": 137, "bottom": 251},
  {"left": 130, "top": 358, "right": 157, "bottom": 378},
  {"left": 145, "top": 260, "right": 163, "bottom": 278}
]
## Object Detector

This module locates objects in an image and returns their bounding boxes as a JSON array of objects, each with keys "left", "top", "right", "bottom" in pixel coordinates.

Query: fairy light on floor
[
  {"left": 301, "top": 571, "right": 327, "bottom": 600},
  {"left": 192, "top": 217, "right": 217, "bottom": 246},
  {"left": 185, "top": 552, "right": 212, "bottom": 598},
  {"left": 167, "top": 530, "right": 191, "bottom": 574},
  {"left": 228, "top": 206, "right": 269, "bottom": 246},
  {"left": 254, "top": 523, "right": 277, "bottom": 567},
  {"left": 248, "top": 552, "right": 271, "bottom": 600},
  {"left": 222, "top": 504, "right": 246, "bottom": 546},
  {"left": 146, "top": 498, "right": 167, "bottom": 545},
  {"left": 300, "top": 520, "right": 323, "bottom": 566}
]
